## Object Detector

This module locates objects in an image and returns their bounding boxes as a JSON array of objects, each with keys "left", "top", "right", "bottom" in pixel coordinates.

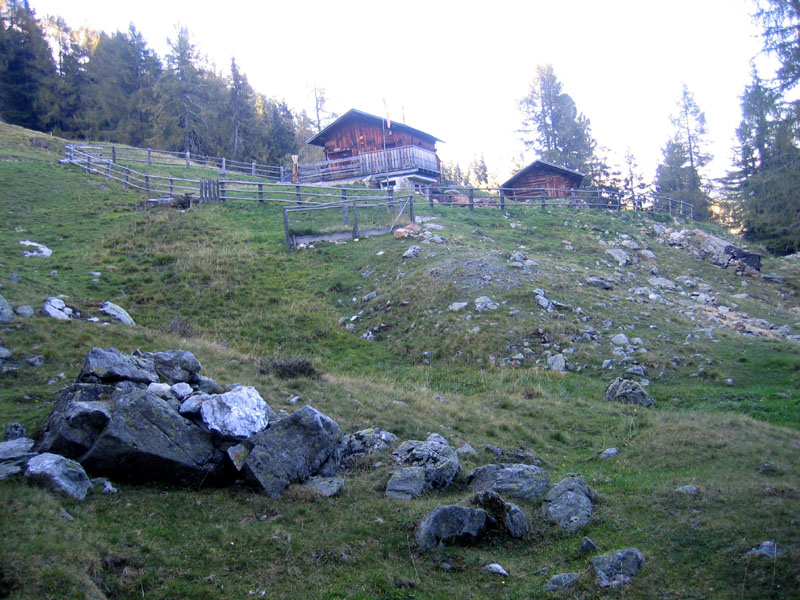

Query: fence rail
[{"left": 295, "top": 145, "right": 440, "bottom": 184}]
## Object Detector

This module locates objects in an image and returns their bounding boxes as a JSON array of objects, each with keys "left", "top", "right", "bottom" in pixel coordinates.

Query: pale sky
[{"left": 30, "top": 0, "right": 770, "bottom": 185}]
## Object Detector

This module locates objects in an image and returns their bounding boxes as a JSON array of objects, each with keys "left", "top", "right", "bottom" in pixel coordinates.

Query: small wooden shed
[
  {"left": 501, "top": 160, "right": 585, "bottom": 201},
  {"left": 303, "top": 109, "right": 441, "bottom": 187}
]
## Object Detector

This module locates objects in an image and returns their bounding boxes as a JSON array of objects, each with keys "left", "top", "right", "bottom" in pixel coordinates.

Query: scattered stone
[
  {"left": 542, "top": 475, "right": 596, "bottom": 531},
  {"left": 648, "top": 276, "right": 676, "bottom": 290},
  {"left": 384, "top": 466, "right": 426, "bottom": 500},
  {"left": 547, "top": 354, "right": 567, "bottom": 372},
  {"left": 15, "top": 305, "right": 34, "bottom": 318},
  {"left": 757, "top": 462, "right": 782, "bottom": 475},
  {"left": 150, "top": 350, "right": 202, "bottom": 383},
  {"left": 604, "top": 378, "right": 655, "bottom": 407},
  {"left": 415, "top": 505, "right": 488, "bottom": 552},
  {"left": 611, "top": 333, "right": 629, "bottom": 346},
  {"left": 42, "top": 297, "right": 72, "bottom": 320},
  {"left": 586, "top": 276, "right": 613, "bottom": 290},
  {"left": 599, "top": 447, "right": 618, "bottom": 459},
  {"left": 305, "top": 476, "right": 345, "bottom": 497},
  {"left": 78, "top": 347, "right": 158, "bottom": 384},
  {"left": 362, "top": 291, "right": 378, "bottom": 302},
  {"left": 0, "top": 296, "right": 14, "bottom": 323},
  {"left": 456, "top": 443, "right": 477, "bottom": 457},
  {"left": 386, "top": 434, "right": 460, "bottom": 499},
  {"left": 472, "top": 490, "right": 528, "bottom": 538},
  {"left": 170, "top": 382, "right": 193, "bottom": 400},
  {"left": 606, "top": 248, "right": 632, "bottom": 266},
  {"left": 241, "top": 405, "right": 342, "bottom": 497},
  {"left": 593, "top": 548, "right": 646, "bottom": 588},
  {"left": 543, "top": 572, "right": 579, "bottom": 591},
  {"left": 675, "top": 484, "right": 699, "bottom": 495},
  {"left": 340, "top": 427, "right": 397, "bottom": 464},
  {"left": 467, "top": 463, "right": 550, "bottom": 501},
  {"left": 485, "top": 444, "right": 503, "bottom": 456},
  {"left": 448, "top": 302, "right": 468, "bottom": 311},
  {"left": 9, "top": 273, "right": 20, "bottom": 283},
  {"left": 99, "top": 301, "right": 136, "bottom": 326},
  {"left": 744, "top": 541, "right": 785, "bottom": 558},
  {"left": 482, "top": 564, "right": 509, "bottom": 577},
  {"left": 762, "top": 272, "right": 785, "bottom": 284},
  {"left": 402, "top": 245, "right": 421, "bottom": 259},
  {"left": 26, "top": 355, "right": 44, "bottom": 367},
  {"left": 4, "top": 422, "right": 27, "bottom": 441},
  {"left": 92, "top": 477, "right": 119, "bottom": 494},
  {"left": 20, "top": 240, "right": 52, "bottom": 257},
  {"left": 61, "top": 508, "right": 75, "bottom": 521},
  {"left": 25, "top": 452, "right": 92, "bottom": 501}
]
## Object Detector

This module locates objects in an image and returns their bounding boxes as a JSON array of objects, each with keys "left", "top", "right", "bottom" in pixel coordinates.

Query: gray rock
[
  {"left": 483, "top": 563, "right": 509, "bottom": 577},
  {"left": 611, "top": 333, "right": 629, "bottom": 346},
  {"left": 586, "top": 276, "right": 613, "bottom": 290},
  {"left": 42, "top": 297, "right": 71, "bottom": 320},
  {"left": 648, "top": 276, "right": 676, "bottom": 290},
  {"left": 362, "top": 291, "right": 378, "bottom": 302},
  {"left": 92, "top": 477, "right": 119, "bottom": 494},
  {"left": 197, "top": 386, "right": 274, "bottom": 439},
  {"left": 99, "top": 301, "right": 136, "bottom": 326},
  {"left": 599, "top": 447, "right": 618, "bottom": 459},
  {"left": 26, "top": 354, "right": 44, "bottom": 367},
  {"left": 241, "top": 405, "right": 343, "bottom": 497},
  {"left": 385, "top": 466, "right": 426, "bottom": 500},
  {"left": 20, "top": 240, "right": 52, "bottom": 257},
  {"left": 547, "top": 354, "right": 567, "bottom": 372},
  {"left": 543, "top": 572, "right": 579, "bottom": 591},
  {"left": 472, "top": 490, "right": 529, "bottom": 538},
  {"left": 415, "top": 505, "right": 488, "bottom": 552},
  {"left": 37, "top": 383, "right": 115, "bottom": 457},
  {"left": 402, "top": 245, "right": 421, "bottom": 259},
  {"left": 0, "top": 296, "right": 14, "bottom": 323},
  {"left": 581, "top": 537, "right": 601, "bottom": 553},
  {"left": 386, "top": 434, "right": 460, "bottom": 498},
  {"left": 456, "top": 443, "right": 477, "bottom": 457},
  {"left": 15, "top": 305, "right": 34, "bottom": 318},
  {"left": 474, "top": 296, "right": 499, "bottom": 312},
  {"left": 9, "top": 273, "right": 20, "bottom": 283},
  {"left": 675, "top": 484, "right": 699, "bottom": 495},
  {"left": 604, "top": 378, "right": 655, "bottom": 407},
  {"left": 485, "top": 444, "right": 503, "bottom": 456},
  {"left": 448, "top": 302, "right": 469, "bottom": 311},
  {"left": 4, "top": 422, "right": 27, "bottom": 441},
  {"left": 744, "top": 541, "right": 785, "bottom": 558},
  {"left": 0, "top": 347, "right": 12, "bottom": 360},
  {"left": 467, "top": 463, "right": 550, "bottom": 501},
  {"left": 149, "top": 350, "right": 202, "bottom": 383},
  {"left": 78, "top": 347, "right": 158, "bottom": 384},
  {"left": 305, "top": 476, "right": 345, "bottom": 497},
  {"left": 341, "top": 427, "right": 397, "bottom": 462},
  {"left": 593, "top": 548, "right": 645, "bottom": 588},
  {"left": 146, "top": 382, "right": 174, "bottom": 399},
  {"left": 25, "top": 452, "right": 92, "bottom": 501},
  {"left": 190, "top": 373, "right": 223, "bottom": 394},
  {"left": 0, "top": 436, "right": 35, "bottom": 461},
  {"left": 762, "top": 272, "right": 785, "bottom": 284},
  {"left": 606, "top": 248, "right": 632, "bottom": 266},
  {"left": 542, "top": 475, "right": 596, "bottom": 531}
]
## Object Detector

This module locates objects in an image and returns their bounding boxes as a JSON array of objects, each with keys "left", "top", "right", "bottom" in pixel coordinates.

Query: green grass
[{"left": 0, "top": 122, "right": 798, "bottom": 598}]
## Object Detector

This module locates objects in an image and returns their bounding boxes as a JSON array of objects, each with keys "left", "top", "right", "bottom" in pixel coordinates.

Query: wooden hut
[
  {"left": 500, "top": 160, "right": 585, "bottom": 201},
  {"left": 302, "top": 109, "right": 441, "bottom": 188}
]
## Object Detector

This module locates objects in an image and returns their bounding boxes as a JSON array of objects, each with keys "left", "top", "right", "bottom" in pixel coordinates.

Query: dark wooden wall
[
  {"left": 506, "top": 166, "right": 582, "bottom": 200},
  {"left": 321, "top": 117, "right": 436, "bottom": 161}
]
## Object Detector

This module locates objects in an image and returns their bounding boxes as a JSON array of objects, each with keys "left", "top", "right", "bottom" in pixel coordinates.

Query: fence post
[
  {"left": 295, "top": 185, "right": 302, "bottom": 205},
  {"left": 258, "top": 183, "right": 264, "bottom": 204},
  {"left": 251, "top": 161, "right": 256, "bottom": 177},
  {"left": 427, "top": 186, "right": 434, "bottom": 209},
  {"left": 185, "top": 151, "right": 190, "bottom": 167},
  {"left": 105, "top": 161, "right": 110, "bottom": 181},
  {"left": 342, "top": 189, "right": 349, "bottom": 225},
  {"left": 86, "top": 154, "right": 91, "bottom": 174},
  {"left": 66, "top": 144, "right": 73, "bottom": 161},
  {"left": 112, "top": 145, "right": 116, "bottom": 165},
  {"left": 169, "top": 178, "right": 174, "bottom": 199},
  {"left": 690, "top": 203, "right": 694, "bottom": 220},
  {"left": 499, "top": 189, "right": 505, "bottom": 211},
  {"left": 571, "top": 189, "right": 576, "bottom": 209},
  {"left": 388, "top": 187, "right": 394, "bottom": 213},
  {"left": 669, "top": 198, "right": 673, "bottom": 216},
  {"left": 220, "top": 178, "right": 226, "bottom": 201},
  {"left": 221, "top": 157, "right": 226, "bottom": 175},
  {"left": 147, "top": 148, "right": 152, "bottom": 167},
  {"left": 283, "top": 207, "right": 292, "bottom": 250},
  {"left": 145, "top": 174, "right": 150, "bottom": 197},
  {"left": 352, "top": 200, "right": 359, "bottom": 239},
  {"left": 124, "top": 167, "right": 129, "bottom": 190},
  {"left": 409, "top": 194, "right": 415, "bottom": 224},
  {"left": 541, "top": 189, "right": 546, "bottom": 210},
  {"left": 468, "top": 187, "right": 474, "bottom": 211}
]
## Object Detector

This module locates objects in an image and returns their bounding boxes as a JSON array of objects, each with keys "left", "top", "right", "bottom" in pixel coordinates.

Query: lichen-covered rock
[
  {"left": 604, "top": 378, "right": 655, "bottom": 407},
  {"left": 386, "top": 434, "right": 460, "bottom": 498},
  {"left": 341, "top": 428, "right": 397, "bottom": 461},
  {"left": 544, "top": 572, "right": 579, "bottom": 591},
  {"left": 0, "top": 437, "right": 37, "bottom": 480},
  {"left": 0, "top": 295, "right": 14, "bottom": 323},
  {"left": 542, "top": 475, "right": 596, "bottom": 531},
  {"left": 305, "top": 476, "right": 345, "bottom": 497},
  {"left": 25, "top": 453, "right": 92, "bottom": 500},
  {"left": 593, "top": 548, "right": 646, "bottom": 588},
  {"left": 78, "top": 347, "right": 158, "bottom": 384},
  {"left": 472, "top": 490, "right": 528, "bottom": 538},
  {"left": 385, "top": 466, "right": 426, "bottom": 500},
  {"left": 149, "top": 350, "right": 202, "bottom": 383},
  {"left": 467, "top": 463, "right": 550, "bottom": 501},
  {"left": 37, "top": 383, "right": 115, "bottom": 457},
  {"left": 241, "top": 405, "right": 343, "bottom": 497},
  {"left": 415, "top": 505, "right": 488, "bottom": 552}
]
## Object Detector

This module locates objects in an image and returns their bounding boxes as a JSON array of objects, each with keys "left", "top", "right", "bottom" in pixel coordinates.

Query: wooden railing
[{"left": 295, "top": 145, "right": 440, "bottom": 183}]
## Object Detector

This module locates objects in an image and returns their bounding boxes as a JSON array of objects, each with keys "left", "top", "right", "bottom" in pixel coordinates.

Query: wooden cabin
[
  {"left": 500, "top": 160, "right": 585, "bottom": 201},
  {"left": 302, "top": 109, "right": 441, "bottom": 188}
]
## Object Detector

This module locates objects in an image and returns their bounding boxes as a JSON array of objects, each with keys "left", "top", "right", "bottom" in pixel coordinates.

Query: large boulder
[
  {"left": 604, "top": 378, "right": 655, "bottom": 407},
  {"left": 37, "top": 383, "right": 116, "bottom": 457},
  {"left": 240, "top": 405, "right": 343, "bottom": 497},
  {"left": 415, "top": 505, "right": 488, "bottom": 552},
  {"left": 0, "top": 437, "right": 37, "bottom": 481},
  {"left": 542, "top": 475, "right": 596, "bottom": 531},
  {"left": 78, "top": 387, "right": 227, "bottom": 487},
  {"left": 78, "top": 347, "right": 158, "bottom": 384},
  {"left": 467, "top": 463, "right": 550, "bottom": 501},
  {"left": 149, "top": 350, "right": 202, "bottom": 384},
  {"left": 385, "top": 434, "right": 460, "bottom": 499},
  {"left": 25, "top": 453, "right": 92, "bottom": 500}
]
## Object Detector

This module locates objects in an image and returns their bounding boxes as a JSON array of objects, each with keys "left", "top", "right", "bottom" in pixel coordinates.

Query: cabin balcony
[{"left": 294, "top": 145, "right": 440, "bottom": 184}]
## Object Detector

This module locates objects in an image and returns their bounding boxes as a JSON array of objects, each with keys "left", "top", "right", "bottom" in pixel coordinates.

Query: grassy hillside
[{"left": 0, "top": 122, "right": 798, "bottom": 599}]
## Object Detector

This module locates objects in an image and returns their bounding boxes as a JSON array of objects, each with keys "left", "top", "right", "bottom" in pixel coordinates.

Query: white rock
[
  {"left": 42, "top": 297, "right": 71, "bottom": 320},
  {"left": 99, "top": 301, "right": 136, "bottom": 326},
  {"left": 170, "top": 382, "right": 193, "bottom": 400},
  {"left": 20, "top": 240, "right": 52, "bottom": 257},
  {"left": 483, "top": 563, "right": 509, "bottom": 577},
  {"left": 199, "top": 386, "right": 273, "bottom": 439}
]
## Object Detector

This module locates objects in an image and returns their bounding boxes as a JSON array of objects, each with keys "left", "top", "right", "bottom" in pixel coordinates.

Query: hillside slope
[{"left": 0, "top": 122, "right": 798, "bottom": 599}]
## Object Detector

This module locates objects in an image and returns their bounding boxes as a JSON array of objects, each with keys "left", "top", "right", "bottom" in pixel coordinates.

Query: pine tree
[
  {"left": 469, "top": 155, "right": 488, "bottom": 186},
  {"left": 755, "top": 0, "right": 800, "bottom": 91},
  {"left": 228, "top": 57, "right": 256, "bottom": 159},
  {"left": 519, "top": 64, "right": 597, "bottom": 178}
]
